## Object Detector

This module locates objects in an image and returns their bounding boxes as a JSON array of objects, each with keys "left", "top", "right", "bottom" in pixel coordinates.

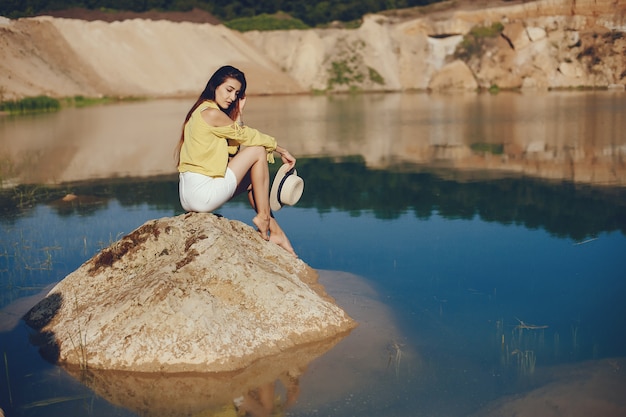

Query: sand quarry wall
[{"left": 0, "top": 0, "right": 624, "bottom": 100}]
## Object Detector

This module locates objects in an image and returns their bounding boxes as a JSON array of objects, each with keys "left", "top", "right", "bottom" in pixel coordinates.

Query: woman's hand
[
  {"left": 276, "top": 146, "right": 296, "bottom": 169},
  {"left": 237, "top": 96, "right": 246, "bottom": 120}
]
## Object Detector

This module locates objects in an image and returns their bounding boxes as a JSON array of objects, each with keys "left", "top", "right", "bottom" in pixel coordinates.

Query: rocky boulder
[{"left": 23, "top": 212, "right": 356, "bottom": 373}]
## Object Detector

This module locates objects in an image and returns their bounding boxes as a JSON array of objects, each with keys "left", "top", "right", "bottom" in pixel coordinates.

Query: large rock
[{"left": 23, "top": 212, "right": 356, "bottom": 373}]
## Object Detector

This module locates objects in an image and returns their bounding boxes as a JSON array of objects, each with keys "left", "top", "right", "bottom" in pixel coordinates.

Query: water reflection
[
  {"left": 3, "top": 159, "right": 623, "bottom": 243},
  {"left": 66, "top": 334, "right": 341, "bottom": 417},
  {"left": 1, "top": 92, "right": 625, "bottom": 187},
  {"left": 263, "top": 91, "right": 626, "bottom": 186}
]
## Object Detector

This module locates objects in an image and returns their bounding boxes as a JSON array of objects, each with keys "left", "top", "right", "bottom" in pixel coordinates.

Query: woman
[{"left": 176, "top": 65, "right": 296, "bottom": 256}]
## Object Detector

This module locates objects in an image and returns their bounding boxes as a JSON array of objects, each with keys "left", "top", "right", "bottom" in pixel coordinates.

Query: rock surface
[
  {"left": 23, "top": 212, "right": 356, "bottom": 373},
  {"left": 1, "top": 0, "right": 624, "bottom": 99},
  {"left": 428, "top": 59, "right": 478, "bottom": 91}
]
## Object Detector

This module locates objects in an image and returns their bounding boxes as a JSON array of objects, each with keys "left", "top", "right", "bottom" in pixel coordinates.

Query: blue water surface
[{"left": 1, "top": 169, "right": 625, "bottom": 416}]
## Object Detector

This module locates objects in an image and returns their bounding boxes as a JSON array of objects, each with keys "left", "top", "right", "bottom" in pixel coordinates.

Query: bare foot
[
  {"left": 253, "top": 215, "right": 270, "bottom": 240},
  {"left": 270, "top": 230, "right": 297, "bottom": 257}
]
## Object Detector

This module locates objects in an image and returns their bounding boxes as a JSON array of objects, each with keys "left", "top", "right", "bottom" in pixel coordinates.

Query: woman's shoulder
[
  {"left": 202, "top": 100, "right": 219, "bottom": 109},
  {"left": 196, "top": 100, "right": 219, "bottom": 112},
  {"left": 198, "top": 101, "right": 233, "bottom": 128}
]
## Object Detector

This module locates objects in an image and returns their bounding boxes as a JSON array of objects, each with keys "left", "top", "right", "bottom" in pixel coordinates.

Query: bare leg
[
  {"left": 268, "top": 217, "right": 296, "bottom": 256},
  {"left": 235, "top": 168, "right": 297, "bottom": 257},
  {"left": 247, "top": 188, "right": 296, "bottom": 256},
  {"left": 229, "top": 147, "right": 271, "bottom": 239}
]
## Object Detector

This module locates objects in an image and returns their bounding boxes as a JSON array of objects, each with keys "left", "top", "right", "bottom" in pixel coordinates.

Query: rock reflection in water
[
  {"left": 55, "top": 270, "right": 413, "bottom": 417},
  {"left": 64, "top": 335, "right": 337, "bottom": 417}
]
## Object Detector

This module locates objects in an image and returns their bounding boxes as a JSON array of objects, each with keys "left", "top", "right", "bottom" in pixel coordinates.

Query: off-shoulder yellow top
[{"left": 178, "top": 101, "right": 277, "bottom": 177}]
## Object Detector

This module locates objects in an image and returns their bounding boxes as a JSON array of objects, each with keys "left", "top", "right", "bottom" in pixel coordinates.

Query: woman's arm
[
  {"left": 203, "top": 97, "right": 293, "bottom": 168},
  {"left": 235, "top": 97, "right": 246, "bottom": 126},
  {"left": 275, "top": 145, "right": 296, "bottom": 170},
  {"left": 238, "top": 97, "right": 296, "bottom": 169}
]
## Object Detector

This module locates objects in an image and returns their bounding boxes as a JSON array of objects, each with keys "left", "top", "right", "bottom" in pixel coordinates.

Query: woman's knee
[
  {"left": 229, "top": 146, "right": 267, "bottom": 180},
  {"left": 246, "top": 145, "right": 266, "bottom": 160}
]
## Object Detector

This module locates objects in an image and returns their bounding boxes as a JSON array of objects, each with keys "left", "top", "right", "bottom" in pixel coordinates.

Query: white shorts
[{"left": 179, "top": 169, "right": 237, "bottom": 212}]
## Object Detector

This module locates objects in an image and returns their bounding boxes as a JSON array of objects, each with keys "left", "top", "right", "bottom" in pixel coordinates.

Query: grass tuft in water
[
  {"left": 21, "top": 396, "right": 90, "bottom": 409},
  {"left": 3, "top": 352, "right": 12, "bottom": 407},
  {"left": 497, "top": 318, "right": 549, "bottom": 377},
  {"left": 571, "top": 324, "right": 580, "bottom": 355},
  {"left": 387, "top": 340, "right": 404, "bottom": 378},
  {"left": 511, "top": 350, "right": 536, "bottom": 376}
]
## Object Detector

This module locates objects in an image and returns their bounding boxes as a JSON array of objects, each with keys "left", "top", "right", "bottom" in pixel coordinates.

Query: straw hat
[{"left": 270, "top": 164, "right": 304, "bottom": 212}]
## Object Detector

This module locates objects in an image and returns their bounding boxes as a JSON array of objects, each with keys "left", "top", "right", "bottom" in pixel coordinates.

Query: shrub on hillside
[
  {"left": 224, "top": 13, "right": 309, "bottom": 32},
  {"left": 454, "top": 22, "right": 504, "bottom": 61}
]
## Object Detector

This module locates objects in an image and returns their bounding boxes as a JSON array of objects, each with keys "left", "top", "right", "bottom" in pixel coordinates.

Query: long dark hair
[{"left": 175, "top": 65, "right": 247, "bottom": 165}]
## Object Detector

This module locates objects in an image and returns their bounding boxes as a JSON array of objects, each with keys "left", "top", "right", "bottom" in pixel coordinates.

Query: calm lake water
[{"left": 1, "top": 91, "right": 625, "bottom": 417}]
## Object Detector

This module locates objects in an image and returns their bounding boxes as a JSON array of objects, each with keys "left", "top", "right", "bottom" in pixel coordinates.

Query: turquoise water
[{"left": 1, "top": 161, "right": 625, "bottom": 416}]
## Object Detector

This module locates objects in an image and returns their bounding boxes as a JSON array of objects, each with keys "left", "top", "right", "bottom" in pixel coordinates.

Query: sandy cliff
[
  {"left": 0, "top": 15, "right": 303, "bottom": 99},
  {"left": 247, "top": 0, "right": 626, "bottom": 92},
  {"left": 0, "top": 0, "right": 624, "bottom": 100}
]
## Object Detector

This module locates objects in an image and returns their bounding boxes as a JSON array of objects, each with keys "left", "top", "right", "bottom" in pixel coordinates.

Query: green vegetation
[
  {"left": 8, "top": 184, "right": 58, "bottom": 210},
  {"left": 332, "top": 19, "right": 363, "bottom": 29},
  {"left": 0, "top": 95, "right": 145, "bottom": 115},
  {"left": 469, "top": 21, "right": 504, "bottom": 38},
  {"left": 488, "top": 84, "right": 500, "bottom": 94},
  {"left": 324, "top": 39, "right": 385, "bottom": 92},
  {"left": 470, "top": 142, "right": 504, "bottom": 155},
  {"left": 454, "top": 22, "right": 504, "bottom": 61},
  {"left": 66, "top": 95, "right": 145, "bottom": 107},
  {"left": 0, "top": 96, "right": 61, "bottom": 114},
  {"left": 326, "top": 61, "right": 386, "bottom": 91},
  {"left": 328, "top": 59, "right": 363, "bottom": 89},
  {"left": 1, "top": 0, "right": 442, "bottom": 28},
  {"left": 368, "top": 66, "right": 385, "bottom": 85},
  {"left": 63, "top": 95, "right": 115, "bottom": 107},
  {"left": 224, "top": 12, "right": 308, "bottom": 31}
]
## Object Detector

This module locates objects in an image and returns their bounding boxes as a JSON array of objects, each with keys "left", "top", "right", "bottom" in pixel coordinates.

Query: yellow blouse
[{"left": 178, "top": 101, "right": 277, "bottom": 177}]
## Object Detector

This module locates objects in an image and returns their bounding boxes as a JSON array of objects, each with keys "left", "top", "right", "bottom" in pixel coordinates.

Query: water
[{"left": 1, "top": 92, "right": 625, "bottom": 416}]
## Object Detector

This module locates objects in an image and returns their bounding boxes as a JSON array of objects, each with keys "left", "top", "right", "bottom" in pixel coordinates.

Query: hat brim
[{"left": 270, "top": 164, "right": 302, "bottom": 212}]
